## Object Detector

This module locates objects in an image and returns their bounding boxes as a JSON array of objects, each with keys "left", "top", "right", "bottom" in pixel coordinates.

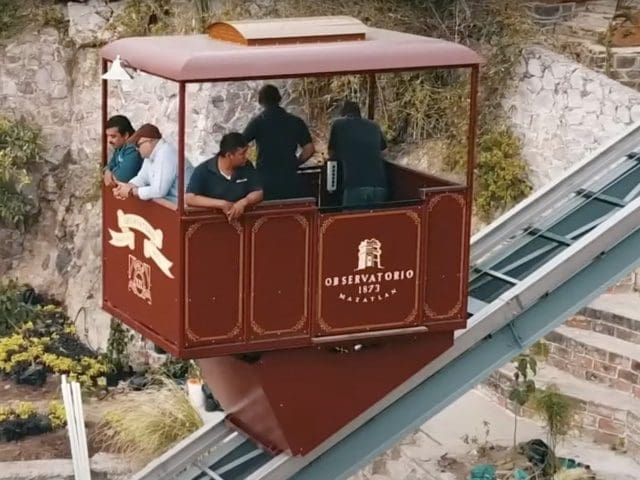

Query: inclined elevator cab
[{"left": 100, "top": 16, "right": 481, "bottom": 455}]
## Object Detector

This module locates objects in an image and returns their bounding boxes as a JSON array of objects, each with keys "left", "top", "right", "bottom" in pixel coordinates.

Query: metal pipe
[
  {"left": 466, "top": 66, "right": 479, "bottom": 200},
  {"left": 101, "top": 59, "right": 108, "bottom": 334},
  {"left": 101, "top": 59, "right": 108, "bottom": 167},
  {"left": 462, "top": 65, "right": 480, "bottom": 318},
  {"left": 177, "top": 81, "right": 186, "bottom": 351},
  {"left": 367, "top": 73, "right": 376, "bottom": 120},
  {"left": 178, "top": 82, "right": 186, "bottom": 215},
  {"left": 311, "top": 326, "right": 428, "bottom": 344}
]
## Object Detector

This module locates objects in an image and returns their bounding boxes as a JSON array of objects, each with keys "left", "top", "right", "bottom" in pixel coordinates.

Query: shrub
[
  {"left": 0, "top": 400, "right": 66, "bottom": 442},
  {"left": 475, "top": 125, "right": 532, "bottom": 219},
  {"left": 47, "top": 400, "right": 66, "bottom": 429},
  {"left": 109, "top": 0, "right": 174, "bottom": 38},
  {"left": 0, "top": 320, "right": 108, "bottom": 389},
  {"left": 0, "top": 116, "right": 41, "bottom": 229},
  {"left": 103, "top": 318, "right": 134, "bottom": 374},
  {"left": 0, "top": 0, "right": 28, "bottom": 40},
  {"left": 94, "top": 376, "right": 203, "bottom": 464},
  {"left": 532, "top": 386, "right": 576, "bottom": 474},
  {"left": 0, "top": 280, "right": 34, "bottom": 336}
]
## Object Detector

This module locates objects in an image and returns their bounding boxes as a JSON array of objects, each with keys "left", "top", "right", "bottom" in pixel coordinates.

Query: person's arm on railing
[
  {"left": 185, "top": 193, "right": 233, "bottom": 214},
  {"left": 227, "top": 190, "right": 264, "bottom": 221}
]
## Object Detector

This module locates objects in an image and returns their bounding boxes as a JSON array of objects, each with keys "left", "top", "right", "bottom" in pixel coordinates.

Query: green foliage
[
  {"left": 0, "top": 116, "right": 41, "bottom": 228},
  {"left": 509, "top": 354, "right": 537, "bottom": 407},
  {"left": 103, "top": 318, "right": 134, "bottom": 374},
  {"left": 530, "top": 340, "right": 550, "bottom": 360},
  {"left": 532, "top": 386, "right": 575, "bottom": 474},
  {"left": 0, "top": 280, "right": 32, "bottom": 336},
  {"left": 0, "top": 1, "right": 68, "bottom": 41},
  {"left": 475, "top": 125, "right": 532, "bottom": 220},
  {"left": 0, "top": 283, "right": 108, "bottom": 389},
  {"left": 35, "top": 5, "right": 68, "bottom": 35},
  {"left": 110, "top": 0, "right": 175, "bottom": 38},
  {"left": 0, "top": 401, "right": 37, "bottom": 422},
  {"left": 0, "top": 325, "right": 108, "bottom": 388},
  {"left": 508, "top": 353, "right": 537, "bottom": 453},
  {"left": 0, "top": 0, "right": 29, "bottom": 40},
  {"left": 47, "top": 400, "right": 66, "bottom": 429},
  {"left": 156, "top": 355, "right": 192, "bottom": 380}
]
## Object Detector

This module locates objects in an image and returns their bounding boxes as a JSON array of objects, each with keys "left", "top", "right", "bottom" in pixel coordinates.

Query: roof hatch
[{"left": 207, "top": 16, "right": 367, "bottom": 46}]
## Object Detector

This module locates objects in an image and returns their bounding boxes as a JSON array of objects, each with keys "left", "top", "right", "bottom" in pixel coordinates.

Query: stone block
[
  {"left": 618, "top": 369, "right": 639, "bottom": 385},
  {"left": 580, "top": 413, "right": 598, "bottom": 429},
  {"left": 586, "top": 370, "right": 612, "bottom": 384},
  {"left": 566, "top": 316, "right": 592, "bottom": 330},
  {"left": 68, "top": 1, "right": 114, "bottom": 47},
  {"left": 616, "top": 328, "right": 640, "bottom": 343},
  {"left": 586, "top": 402, "right": 618, "bottom": 420},
  {"left": 592, "top": 360, "right": 618, "bottom": 377},
  {"left": 598, "top": 417, "right": 626, "bottom": 436},
  {"left": 527, "top": 57, "right": 543, "bottom": 77},
  {"left": 575, "top": 355, "right": 594, "bottom": 370},
  {"left": 608, "top": 352, "right": 631, "bottom": 369},
  {"left": 616, "top": 105, "right": 631, "bottom": 123},
  {"left": 546, "top": 330, "right": 567, "bottom": 346},
  {"left": 547, "top": 355, "right": 570, "bottom": 372},
  {"left": 592, "top": 321, "right": 615, "bottom": 336},
  {"left": 592, "top": 430, "right": 623, "bottom": 446},
  {"left": 615, "top": 55, "right": 638, "bottom": 70},
  {"left": 612, "top": 378, "right": 633, "bottom": 394},
  {"left": 524, "top": 76, "right": 542, "bottom": 94},
  {"left": 626, "top": 437, "right": 640, "bottom": 464},
  {"left": 583, "top": 344, "right": 609, "bottom": 362}
]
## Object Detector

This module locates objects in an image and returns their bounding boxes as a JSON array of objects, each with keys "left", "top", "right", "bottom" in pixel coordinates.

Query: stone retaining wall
[
  {"left": 479, "top": 370, "right": 635, "bottom": 455},
  {"left": 505, "top": 46, "right": 640, "bottom": 190},
  {"left": 573, "top": 42, "right": 640, "bottom": 91},
  {"left": 544, "top": 327, "right": 640, "bottom": 398}
]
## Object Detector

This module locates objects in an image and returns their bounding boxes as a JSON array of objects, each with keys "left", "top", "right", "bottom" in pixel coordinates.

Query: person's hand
[
  {"left": 103, "top": 170, "right": 115, "bottom": 187},
  {"left": 216, "top": 200, "right": 233, "bottom": 215},
  {"left": 226, "top": 199, "right": 247, "bottom": 222},
  {"left": 113, "top": 183, "right": 132, "bottom": 200}
]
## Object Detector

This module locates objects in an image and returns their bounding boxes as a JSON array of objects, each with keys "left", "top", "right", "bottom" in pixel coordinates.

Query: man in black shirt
[
  {"left": 328, "top": 100, "right": 388, "bottom": 207},
  {"left": 186, "top": 132, "right": 263, "bottom": 221},
  {"left": 243, "top": 84, "right": 315, "bottom": 200}
]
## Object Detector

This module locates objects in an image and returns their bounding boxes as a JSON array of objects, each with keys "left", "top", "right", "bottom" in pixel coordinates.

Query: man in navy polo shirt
[{"left": 186, "top": 132, "right": 264, "bottom": 221}]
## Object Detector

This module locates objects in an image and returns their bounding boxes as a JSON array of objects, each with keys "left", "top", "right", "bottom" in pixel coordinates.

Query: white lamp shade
[{"left": 102, "top": 55, "right": 133, "bottom": 81}]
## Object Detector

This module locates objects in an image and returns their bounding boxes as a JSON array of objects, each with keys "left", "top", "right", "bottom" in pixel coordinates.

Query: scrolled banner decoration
[{"left": 108, "top": 209, "right": 174, "bottom": 279}]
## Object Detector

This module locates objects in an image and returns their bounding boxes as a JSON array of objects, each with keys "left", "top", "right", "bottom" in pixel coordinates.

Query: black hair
[
  {"left": 219, "top": 132, "right": 248, "bottom": 156},
  {"left": 258, "top": 84, "right": 282, "bottom": 107},
  {"left": 340, "top": 100, "right": 361, "bottom": 118},
  {"left": 106, "top": 115, "right": 135, "bottom": 136}
]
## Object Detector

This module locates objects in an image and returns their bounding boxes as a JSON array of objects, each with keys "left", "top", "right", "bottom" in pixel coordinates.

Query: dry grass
[
  {"left": 92, "top": 376, "right": 203, "bottom": 465},
  {"left": 553, "top": 468, "right": 595, "bottom": 480}
]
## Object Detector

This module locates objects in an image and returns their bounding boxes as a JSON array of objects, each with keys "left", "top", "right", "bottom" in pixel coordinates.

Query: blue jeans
[{"left": 343, "top": 187, "right": 388, "bottom": 207}]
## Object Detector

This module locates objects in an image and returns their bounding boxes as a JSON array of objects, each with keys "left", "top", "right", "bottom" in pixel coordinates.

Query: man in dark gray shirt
[{"left": 328, "top": 100, "right": 388, "bottom": 207}]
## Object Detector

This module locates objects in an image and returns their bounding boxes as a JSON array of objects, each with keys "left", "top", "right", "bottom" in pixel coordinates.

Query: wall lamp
[{"left": 102, "top": 55, "right": 134, "bottom": 81}]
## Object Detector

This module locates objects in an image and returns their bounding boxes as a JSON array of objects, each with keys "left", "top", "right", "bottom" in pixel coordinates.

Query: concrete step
[
  {"left": 544, "top": 324, "right": 640, "bottom": 397},
  {"left": 480, "top": 362, "right": 640, "bottom": 462}
]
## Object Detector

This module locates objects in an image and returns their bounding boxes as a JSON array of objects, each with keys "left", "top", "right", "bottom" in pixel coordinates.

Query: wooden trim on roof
[{"left": 208, "top": 16, "right": 366, "bottom": 46}]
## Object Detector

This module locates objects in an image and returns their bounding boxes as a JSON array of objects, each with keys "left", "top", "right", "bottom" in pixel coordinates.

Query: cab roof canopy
[{"left": 100, "top": 16, "right": 483, "bottom": 82}]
